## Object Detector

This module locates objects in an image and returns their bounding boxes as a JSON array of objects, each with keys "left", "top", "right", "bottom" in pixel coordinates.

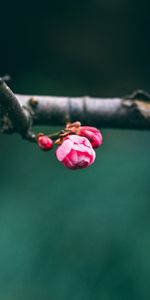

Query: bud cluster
[{"left": 36, "top": 122, "right": 103, "bottom": 170}]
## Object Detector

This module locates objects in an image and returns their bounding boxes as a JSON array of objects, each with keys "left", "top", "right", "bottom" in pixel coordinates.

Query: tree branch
[
  {"left": 16, "top": 90, "right": 150, "bottom": 129},
  {"left": 0, "top": 78, "right": 150, "bottom": 142},
  {"left": 0, "top": 78, "right": 35, "bottom": 140}
]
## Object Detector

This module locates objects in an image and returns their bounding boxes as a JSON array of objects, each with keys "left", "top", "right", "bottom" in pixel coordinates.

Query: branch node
[
  {"left": 23, "top": 130, "right": 36, "bottom": 142},
  {"left": 124, "top": 90, "right": 150, "bottom": 101},
  {"left": 0, "top": 75, "right": 11, "bottom": 83},
  {"left": 29, "top": 97, "right": 39, "bottom": 107}
]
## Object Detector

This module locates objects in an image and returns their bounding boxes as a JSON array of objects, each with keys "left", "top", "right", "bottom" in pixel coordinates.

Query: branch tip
[
  {"left": 124, "top": 90, "right": 150, "bottom": 101},
  {"left": 0, "top": 75, "right": 11, "bottom": 84}
]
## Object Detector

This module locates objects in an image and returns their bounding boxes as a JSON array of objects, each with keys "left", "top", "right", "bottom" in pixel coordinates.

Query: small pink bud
[
  {"left": 37, "top": 135, "right": 53, "bottom": 151},
  {"left": 56, "top": 135, "right": 95, "bottom": 170},
  {"left": 78, "top": 126, "right": 103, "bottom": 148}
]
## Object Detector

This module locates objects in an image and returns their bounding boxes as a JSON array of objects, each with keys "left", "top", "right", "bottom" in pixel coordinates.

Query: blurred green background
[{"left": 0, "top": 1, "right": 150, "bottom": 299}]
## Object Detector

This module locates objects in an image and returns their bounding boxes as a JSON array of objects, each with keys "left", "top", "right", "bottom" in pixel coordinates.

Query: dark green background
[{"left": 0, "top": 1, "right": 150, "bottom": 299}]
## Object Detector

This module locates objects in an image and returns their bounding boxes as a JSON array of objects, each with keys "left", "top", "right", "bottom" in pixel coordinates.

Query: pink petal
[
  {"left": 56, "top": 139, "right": 73, "bottom": 161},
  {"left": 67, "top": 135, "right": 86, "bottom": 144},
  {"left": 77, "top": 153, "right": 90, "bottom": 164},
  {"left": 68, "top": 149, "right": 78, "bottom": 165},
  {"left": 82, "top": 137, "right": 93, "bottom": 148},
  {"left": 63, "top": 156, "right": 75, "bottom": 169},
  {"left": 90, "top": 148, "right": 96, "bottom": 163},
  {"left": 72, "top": 143, "right": 89, "bottom": 153},
  {"left": 80, "top": 126, "right": 100, "bottom": 133}
]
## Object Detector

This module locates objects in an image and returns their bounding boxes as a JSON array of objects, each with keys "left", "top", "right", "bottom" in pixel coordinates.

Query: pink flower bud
[
  {"left": 56, "top": 135, "right": 96, "bottom": 170},
  {"left": 37, "top": 135, "right": 53, "bottom": 151},
  {"left": 78, "top": 126, "right": 103, "bottom": 148}
]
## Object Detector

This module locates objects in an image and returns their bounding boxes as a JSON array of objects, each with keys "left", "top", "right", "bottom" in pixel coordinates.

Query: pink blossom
[
  {"left": 37, "top": 135, "right": 53, "bottom": 151},
  {"left": 56, "top": 135, "right": 96, "bottom": 169},
  {"left": 78, "top": 126, "right": 103, "bottom": 148}
]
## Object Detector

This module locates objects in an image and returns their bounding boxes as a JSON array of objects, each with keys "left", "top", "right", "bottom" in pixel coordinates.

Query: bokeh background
[{"left": 0, "top": 1, "right": 150, "bottom": 299}]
